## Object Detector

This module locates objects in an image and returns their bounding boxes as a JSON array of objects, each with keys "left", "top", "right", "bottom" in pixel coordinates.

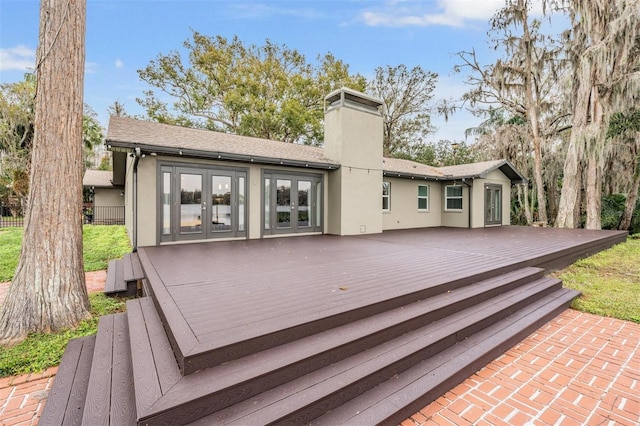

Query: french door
[
  {"left": 484, "top": 184, "right": 502, "bottom": 226},
  {"left": 160, "top": 165, "right": 247, "bottom": 242},
  {"left": 263, "top": 172, "right": 322, "bottom": 235}
]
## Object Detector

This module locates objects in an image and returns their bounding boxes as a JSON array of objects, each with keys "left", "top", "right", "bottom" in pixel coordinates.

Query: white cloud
[
  {"left": 85, "top": 61, "right": 99, "bottom": 74},
  {"left": 115, "top": 59, "right": 124, "bottom": 69},
  {"left": 0, "top": 45, "right": 35, "bottom": 71},
  {"left": 360, "top": 0, "right": 537, "bottom": 28}
]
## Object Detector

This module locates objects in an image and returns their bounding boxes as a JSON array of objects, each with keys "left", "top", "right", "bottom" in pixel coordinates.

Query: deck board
[{"left": 138, "top": 226, "right": 626, "bottom": 375}]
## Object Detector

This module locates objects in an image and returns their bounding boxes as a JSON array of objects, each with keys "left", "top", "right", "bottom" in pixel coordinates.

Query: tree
[
  {"left": 367, "top": 64, "right": 438, "bottom": 156},
  {"left": 82, "top": 105, "right": 104, "bottom": 169},
  {"left": 456, "top": 0, "right": 567, "bottom": 225},
  {"left": 607, "top": 110, "right": 640, "bottom": 230},
  {"left": 137, "top": 33, "right": 366, "bottom": 145},
  {"left": 1, "top": 75, "right": 101, "bottom": 210},
  {"left": 555, "top": 0, "right": 640, "bottom": 229},
  {"left": 107, "top": 100, "right": 129, "bottom": 117},
  {"left": 0, "top": 0, "right": 90, "bottom": 345},
  {"left": 0, "top": 74, "right": 35, "bottom": 214},
  {"left": 393, "top": 142, "right": 436, "bottom": 165}
]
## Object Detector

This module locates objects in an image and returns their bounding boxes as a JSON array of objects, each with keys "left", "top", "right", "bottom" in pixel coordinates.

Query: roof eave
[
  {"left": 106, "top": 140, "right": 341, "bottom": 171},
  {"left": 382, "top": 170, "right": 443, "bottom": 181}
]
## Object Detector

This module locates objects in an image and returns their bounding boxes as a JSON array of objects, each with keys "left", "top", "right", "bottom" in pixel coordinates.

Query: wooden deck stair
[
  {"left": 41, "top": 228, "right": 627, "bottom": 425},
  {"left": 43, "top": 268, "right": 578, "bottom": 425},
  {"left": 104, "top": 253, "right": 144, "bottom": 297}
]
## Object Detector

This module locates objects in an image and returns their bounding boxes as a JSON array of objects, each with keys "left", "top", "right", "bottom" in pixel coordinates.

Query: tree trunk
[
  {"left": 521, "top": 5, "right": 547, "bottom": 224},
  {"left": 524, "top": 183, "right": 532, "bottom": 224},
  {"left": 556, "top": 136, "right": 582, "bottom": 228},
  {"left": 585, "top": 153, "right": 602, "bottom": 229},
  {"left": 619, "top": 159, "right": 640, "bottom": 230},
  {"left": 0, "top": 0, "right": 89, "bottom": 345}
]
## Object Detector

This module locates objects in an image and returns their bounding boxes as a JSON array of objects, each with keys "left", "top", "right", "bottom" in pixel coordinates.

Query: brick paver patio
[
  {"left": 404, "top": 309, "right": 640, "bottom": 426},
  {"left": 1, "top": 271, "right": 639, "bottom": 425}
]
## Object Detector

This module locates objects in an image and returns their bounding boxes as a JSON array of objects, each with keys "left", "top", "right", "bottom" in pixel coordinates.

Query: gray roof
[
  {"left": 382, "top": 157, "right": 443, "bottom": 179},
  {"left": 106, "top": 116, "right": 339, "bottom": 170},
  {"left": 437, "top": 160, "right": 527, "bottom": 183},
  {"left": 83, "top": 169, "right": 115, "bottom": 187},
  {"left": 106, "top": 117, "right": 526, "bottom": 184}
]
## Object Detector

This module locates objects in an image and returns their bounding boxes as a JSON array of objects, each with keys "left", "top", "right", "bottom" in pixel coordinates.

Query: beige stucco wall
[
  {"left": 324, "top": 98, "right": 384, "bottom": 235},
  {"left": 382, "top": 177, "right": 442, "bottom": 230},
  {"left": 124, "top": 155, "right": 134, "bottom": 242},
  {"left": 94, "top": 187, "right": 124, "bottom": 207},
  {"left": 471, "top": 170, "right": 512, "bottom": 227},
  {"left": 136, "top": 156, "right": 157, "bottom": 247},
  {"left": 129, "top": 155, "right": 329, "bottom": 246},
  {"left": 441, "top": 183, "right": 470, "bottom": 228},
  {"left": 326, "top": 169, "right": 342, "bottom": 235}
]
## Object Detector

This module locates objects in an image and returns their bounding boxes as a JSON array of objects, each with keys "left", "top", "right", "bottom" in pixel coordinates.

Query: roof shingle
[
  {"left": 106, "top": 117, "right": 525, "bottom": 183},
  {"left": 83, "top": 169, "right": 115, "bottom": 187}
]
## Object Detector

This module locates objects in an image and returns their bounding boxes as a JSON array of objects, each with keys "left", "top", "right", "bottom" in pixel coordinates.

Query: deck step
[
  {"left": 123, "top": 252, "right": 144, "bottom": 283},
  {"left": 81, "top": 313, "right": 136, "bottom": 425},
  {"left": 134, "top": 268, "right": 561, "bottom": 424},
  {"left": 105, "top": 256, "right": 138, "bottom": 297},
  {"left": 128, "top": 268, "right": 544, "bottom": 421},
  {"left": 103, "top": 259, "right": 120, "bottom": 294},
  {"left": 39, "top": 335, "right": 96, "bottom": 425},
  {"left": 127, "top": 297, "right": 181, "bottom": 420},
  {"left": 192, "top": 280, "right": 568, "bottom": 426},
  {"left": 171, "top": 265, "right": 547, "bottom": 375},
  {"left": 311, "top": 289, "right": 580, "bottom": 426}
]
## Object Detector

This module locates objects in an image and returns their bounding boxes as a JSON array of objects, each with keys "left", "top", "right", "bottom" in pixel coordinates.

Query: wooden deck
[
  {"left": 138, "top": 226, "right": 626, "bottom": 374},
  {"left": 41, "top": 226, "right": 628, "bottom": 425}
]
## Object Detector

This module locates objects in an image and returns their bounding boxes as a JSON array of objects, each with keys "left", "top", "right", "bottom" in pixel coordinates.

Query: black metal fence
[
  {"left": 0, "top": 204, "right": 125, "bottom": 228},
  {"left": 83, "top": 206, "right": 125, "bottom": 225},
  {"left": 0, "top": 203, "right": 24, "bottom": 228}
]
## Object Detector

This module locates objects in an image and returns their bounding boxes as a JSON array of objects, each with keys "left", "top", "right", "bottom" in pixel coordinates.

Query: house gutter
[{"left": 132, "top": 147, "right": 142, "bottom": 252}]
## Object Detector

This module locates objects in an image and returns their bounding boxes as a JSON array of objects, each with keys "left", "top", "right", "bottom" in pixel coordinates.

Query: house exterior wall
[
  {"left": 93, "top": 187, "right": 124, "bottom": 207},
  {"left": 124, "top": 155, "right": 134, "bottom": 241},
  {"left": 123, "top": 150, "right": 516, "bottom": 246},
  {"left": 324, "top": 94, "right": 384, "bottom": 236},
  {"left": 441, "top": 184, "right": 470, "bottom": 228},
  {"left": 471, "top": 170, "right": 512, "bottom": 227},
  {"left": 136, "top": 156, "right": 157, "bottom": 247},
  {"left": 382, "top": 177, "right": 442, "bottom": 230},
  {"left": 129, "top": 155, "right": 329, "bottom": 247}
]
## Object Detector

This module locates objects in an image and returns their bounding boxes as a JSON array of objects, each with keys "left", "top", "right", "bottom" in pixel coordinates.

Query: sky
[{"left": 0, "top": 0, "right": 545, "bottom": 143}]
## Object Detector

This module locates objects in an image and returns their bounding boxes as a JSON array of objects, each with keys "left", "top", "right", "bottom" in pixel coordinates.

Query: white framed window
[
  {"left": 445, "top": 185, "right": 463, "bottom": 211},
  {"left": 382, "top": 181, "right": 391, "bottom": 211},
  {"left": 418, "top": 185, "right": 429, "bottom": 211}
]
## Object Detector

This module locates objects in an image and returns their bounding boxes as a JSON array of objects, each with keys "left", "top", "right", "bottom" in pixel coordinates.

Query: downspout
[{"left": 132, "top": 147, "right": 142, "bottom": 252}]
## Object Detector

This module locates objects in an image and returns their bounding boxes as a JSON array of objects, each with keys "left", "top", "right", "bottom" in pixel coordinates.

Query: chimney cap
[{"left": 325, "top": 87, "right": 383, "bottom": 111}]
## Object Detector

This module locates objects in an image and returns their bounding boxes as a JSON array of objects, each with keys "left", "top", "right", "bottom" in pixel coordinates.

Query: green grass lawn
[
  {"left": 0, "top": 225, "right": 131, "bottom": 377},
  {"left": 555, "top": 236, "right": 640, "bottom": 323},
  {"left": 0, "top": 225, "right": 131, "bottom": 282},
  {"left": 0, "top": 293, "right": 127, "bottom": 376}
]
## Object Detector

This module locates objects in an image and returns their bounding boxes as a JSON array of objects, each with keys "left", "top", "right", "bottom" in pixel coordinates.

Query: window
[
  {"left": 382, "top": 181, "right": 391, "bottom": 211},
  {"left": 445, "top": 185, "right": 463, "bottom": 211},
  {"left": 418, "top": 185, "right": 429, "bottom": 211}
]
